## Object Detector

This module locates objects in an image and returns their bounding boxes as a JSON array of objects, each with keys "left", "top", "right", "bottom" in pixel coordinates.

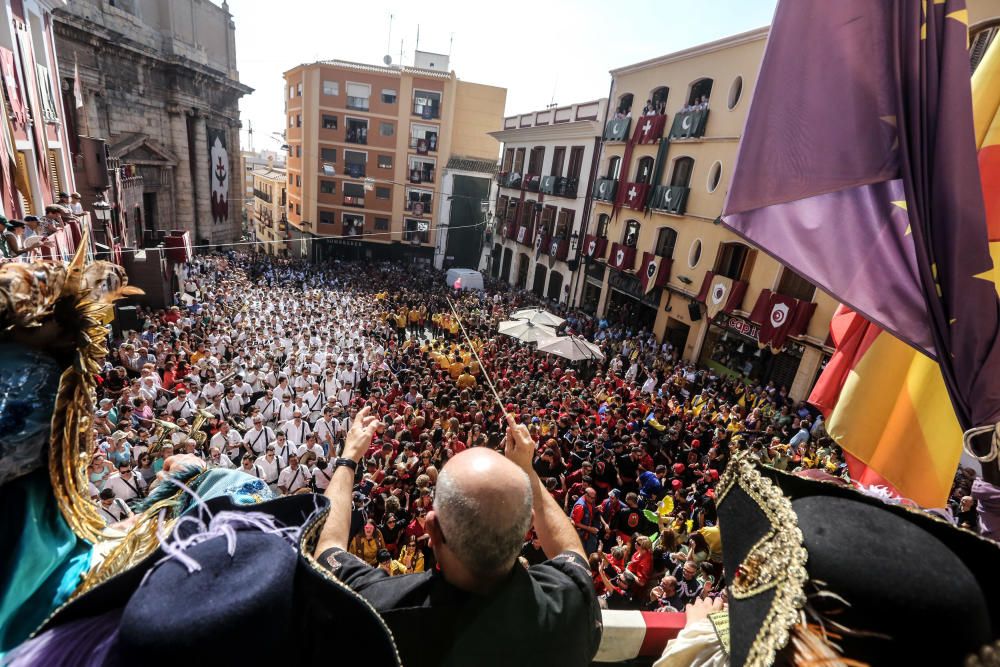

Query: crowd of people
[{"left": 85, "top": 250, "right": 976, "bottom": 613}]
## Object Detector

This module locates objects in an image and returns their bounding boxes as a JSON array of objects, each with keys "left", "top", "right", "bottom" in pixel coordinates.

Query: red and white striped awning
[{"left": 596, "top": 610, "right": 686, "bottom": 662}]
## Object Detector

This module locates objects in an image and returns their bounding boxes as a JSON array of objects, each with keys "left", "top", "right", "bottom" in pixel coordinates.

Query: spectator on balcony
[
  {"left": 40, "top": 206, "right": 66, "bottom": 234},
  {"left": 69, "top": 192, "right": 84, "bottom": 215},
  {"left": 23, "top": 216, "right": 44, "bottom": 238},
  {"left": 2, "top": 220, "right": 29, "bottom": 258}
]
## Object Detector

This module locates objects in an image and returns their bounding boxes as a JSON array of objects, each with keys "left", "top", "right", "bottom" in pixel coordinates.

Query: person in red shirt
[{"left": 623, "top": 535, "right": 654, "bottom": 592}]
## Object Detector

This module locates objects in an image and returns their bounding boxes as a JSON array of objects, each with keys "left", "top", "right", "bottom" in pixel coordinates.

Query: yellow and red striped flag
[{"left": 808, "top": 34, "right": 1000, "bottom": 508}]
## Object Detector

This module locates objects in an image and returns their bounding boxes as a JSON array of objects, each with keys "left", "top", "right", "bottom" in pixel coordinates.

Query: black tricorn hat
[
  {"left": 34, "top": 493, "right": 400, "bottom": 666},
  {"left": 717, "top": 453, "right": 1000, "bottom": 667}
]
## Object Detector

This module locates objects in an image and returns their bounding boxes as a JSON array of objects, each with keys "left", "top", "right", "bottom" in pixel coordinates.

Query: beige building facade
[
  {"left": 489, "top": 99, "right": 607, "bottom": 306},
  {"left": 250, "top": 165, "right": 287, "bottom": 256},
  {"left": 584, "top": 28, "right": 837, "bottom": 400},
  {"left": 283, "top": 56, "right": 505, "bottom": 263}
]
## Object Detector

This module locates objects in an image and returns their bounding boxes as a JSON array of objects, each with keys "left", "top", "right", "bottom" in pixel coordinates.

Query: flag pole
[{"left": 446, "top": 297, "right": 509, "bottom": 421}]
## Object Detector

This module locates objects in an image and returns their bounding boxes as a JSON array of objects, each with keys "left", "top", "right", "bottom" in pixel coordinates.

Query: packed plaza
[
  {"left": 3, "top": 0, "right": 1000, "bottom": 666},
  {"left": 88, "top": 251, "right": 988, "bottom": 609}
]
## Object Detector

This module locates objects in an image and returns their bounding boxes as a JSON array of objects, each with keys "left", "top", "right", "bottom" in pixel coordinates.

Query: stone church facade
[{"left": 52, "top": 0, "right": 251, "bottom": 245}]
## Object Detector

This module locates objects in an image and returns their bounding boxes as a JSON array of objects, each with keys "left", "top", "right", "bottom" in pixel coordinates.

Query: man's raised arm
[{"left": 504, "top": 414, "right": 585, "bottom": 561}]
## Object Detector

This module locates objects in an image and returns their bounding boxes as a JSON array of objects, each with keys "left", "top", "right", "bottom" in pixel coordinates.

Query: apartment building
[
  {"left": 489, "top": 99, "right": 606, "bottom": 305},
  {"left": 581, "top": 29, "right": 838, "bottom": 400},
  {"left": 283, "top": 53, "right": 505, "bottom": 263},
  {"left": 250, "top": 165, "right": 287, "bottom": 256}
]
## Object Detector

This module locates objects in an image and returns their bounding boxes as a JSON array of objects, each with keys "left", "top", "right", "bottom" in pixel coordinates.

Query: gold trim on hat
[{"left": 717, "top": 451, "right": 809, "bottom": 667}]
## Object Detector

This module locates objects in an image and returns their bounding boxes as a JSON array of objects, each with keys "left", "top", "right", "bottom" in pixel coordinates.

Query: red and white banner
[
  {"left": 633, "top": 114, "right": 667, "bottom": 144},
  {"left": 758, "top": 292, "right": 797, "bottom": 348},
  {"left": 583, "top": 234, "right": 608, "bottom": 260},
  {"left": 608, "top": 242, "right": 636, "bottom": 271},
  {"left": 639, "top": 252, "right": 671, "bottom": 293}
]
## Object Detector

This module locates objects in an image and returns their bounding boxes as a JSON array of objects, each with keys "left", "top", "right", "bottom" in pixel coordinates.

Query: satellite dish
[{"left": 383, "top": 54, "right": 393, "bottom": 65}]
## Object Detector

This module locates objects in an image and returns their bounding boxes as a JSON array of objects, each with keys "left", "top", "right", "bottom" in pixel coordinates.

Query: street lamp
[{"left": 92, "top": 196, "right": 111, "bottom": 225}]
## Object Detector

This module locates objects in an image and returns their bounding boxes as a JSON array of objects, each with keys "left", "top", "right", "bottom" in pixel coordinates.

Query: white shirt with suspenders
[
  {"left": 303, "top": 390, "right": 326, "bottom": 422},
  {"left": 283, "top": 419, "right": 312, "bottom": 447},
  {"left": 242, "top": 425, "right": 274, "bottom": 456},
  {"left": 97, "top": 498, "right": 132, "bottom": 526},
  {"left": 278, "top": 464, "right": 312, "bottom": 495}
]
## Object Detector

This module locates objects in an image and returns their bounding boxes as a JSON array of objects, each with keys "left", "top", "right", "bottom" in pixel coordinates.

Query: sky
[{"left": 226, "top": 0, "right": 778, "bottom": 152}]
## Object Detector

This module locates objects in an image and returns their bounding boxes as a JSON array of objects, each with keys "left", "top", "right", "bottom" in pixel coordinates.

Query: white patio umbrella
[
  {"left": 497, "top": 319, "right": 558, "bottom": 343},
  {"left": 509, "top": 307, "right": 566, "bottom": 328},
  {"left": 536, "top": 335, "right": 606, "bottom": 362}
]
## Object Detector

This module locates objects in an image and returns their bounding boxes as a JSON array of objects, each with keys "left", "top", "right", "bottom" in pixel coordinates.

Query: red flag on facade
[
  {"left": 608, "top": 243, "right": 636, "bottom": 271},
  {"left": 757, "top": 292, "right": 799, "bottom": 350}
]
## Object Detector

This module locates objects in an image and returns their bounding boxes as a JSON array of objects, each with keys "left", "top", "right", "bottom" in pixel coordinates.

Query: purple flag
[{"left": 723, "top": 0, "right": 1000, "bottom": 430}]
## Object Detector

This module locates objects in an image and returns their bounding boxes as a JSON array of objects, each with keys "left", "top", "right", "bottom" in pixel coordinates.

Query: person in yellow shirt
[
  {"left": 408, "top": 307, "right": 420, "bottom": 336},
  {"left": 447, "top": 316, "right": 460, "bottom": 339},
  {"left": 376, "top": 548, "right": 408, "bottom": 576},
  {"left": 394, "top": 311, "right": 407, "bottom": 339},
  {"left": 469, "top": 358, "right": 482, "bottom": 377},
  {"left": 456, "top": 367, "right": 477, "bottom": 390},
  {"left": 449, "top": 356, "right": 464, "bottom": 380}
]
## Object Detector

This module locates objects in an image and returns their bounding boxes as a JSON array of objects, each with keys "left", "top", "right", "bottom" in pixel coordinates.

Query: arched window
[
  {"left": 623, "top": 220, "right": 640, "bottom": 247},
  {"left": 655, "top": 227, "right": 677, "bottom": 258},
  {"left": 670, "top": 157, "right": 695, "bottom": 188},
  {"left": 596, "top": 213, "right": 611, "bottom": 238},
  {"left": 687, "top": 78, "right": 714, "bottom": 107},
  {"left": 607, "top": 156, "right": 622, "bottom": 180},
  {"left": 649, "top": 87, "right": 669, "bottom": 114},
  {"left": 617, "top": 93, "right": 634, "bottom": 116},
  {"left": 635, "top": 156, "right": 655, "bottom": 184},
  {"left": 714, "top": 241, "right": 754, "bottom": 281}
]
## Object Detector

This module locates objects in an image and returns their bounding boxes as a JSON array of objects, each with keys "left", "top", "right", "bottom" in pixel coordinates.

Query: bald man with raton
[{"left": 315, "top": 407, "right": 602, "bottom": 666}]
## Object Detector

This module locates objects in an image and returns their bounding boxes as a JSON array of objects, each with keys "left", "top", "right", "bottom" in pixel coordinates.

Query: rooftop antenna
[
  {"left": 399, "top": 38, "right": 404, "bottom": 67},
  {"left": 416, "top": 24, "right": 420, "bottom": 51},
  {"left": 247, "top": 120, "right": 254, "bottom": 151},
  {"left": 386, "top": 13, "right": 393, "bottom": 59},
  {"left": 449, "top": 32, "right": 454, "bottom": 57},
  {"left": 546, "top": 76, "right": 558, "bottom": 109}
]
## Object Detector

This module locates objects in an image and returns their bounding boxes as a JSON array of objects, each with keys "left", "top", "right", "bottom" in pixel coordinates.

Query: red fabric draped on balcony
[{"left": 633, "top": 114, "right": 667, "bottom": 144}]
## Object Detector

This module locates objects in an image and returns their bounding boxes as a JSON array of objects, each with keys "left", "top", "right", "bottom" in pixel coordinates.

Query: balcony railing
[
  {"left": 501, "top": 172, "right": 522, "bottom": 189},
  {"left": 650, "top": 185, "right": 690, "bottom": 215},
  {"left": 594, "top": 178, "right": 618, "bottom": 202},
  {"left": 253, "top": 188, "right": 273, "bottom": 203},
  {"left": 524, "top": 174, "right": 541, "bottom": 193},
  {"left": 413, "top": 102, "right": 440, "bottom": 119},
  {"left": 344, "top": 163, "right": 366, "bottom": 178},
  {"left": 405, "top": 198, "right": 432, "bottom": 215},
  {"left": 669, "top": 108, "right": 709, "bottom": 140},
  {"left": 343, "top": 195, "right": 366, "bottom": 208},
  {"left": 409, "top": 169, "right": 435, "bottom": 184},
  {"left": 603, "top": 117, "right": 631, "bottom": 141},
  {"left": 345, "top": 129, "right": 368, "bottom": 145},
  {"left": 409, "top": 136, "right": 438, "bottom": 153},
  {"left": 555, "top": 177, "right": 578, "bottom": 198},
  {"left": 539, "top": 175, "right": 557, "bottom": 195},
  {"left": 346, "top": 97, "right": 370, "bottom": 111}
]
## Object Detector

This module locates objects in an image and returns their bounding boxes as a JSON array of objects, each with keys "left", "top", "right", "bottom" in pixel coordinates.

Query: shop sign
[{"left": 713, "top": 313, "right": 760, "bottom": 340}]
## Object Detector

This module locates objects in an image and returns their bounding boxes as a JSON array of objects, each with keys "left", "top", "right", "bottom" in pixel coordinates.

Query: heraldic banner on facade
[{"left": 208, "top": 127, "right": 229, "bottom": 224}]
